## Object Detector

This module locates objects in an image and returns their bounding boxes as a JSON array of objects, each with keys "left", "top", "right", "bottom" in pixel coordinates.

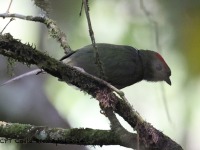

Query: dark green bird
[
  {"left": 61, "top": 43, "right": 171, "bottom": 89},
  {"left": 1, "top": 43, "right": 171, "bottom": 89}
]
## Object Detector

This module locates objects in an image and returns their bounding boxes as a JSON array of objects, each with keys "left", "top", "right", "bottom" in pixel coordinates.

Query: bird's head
[{"left": 140, "top": 50, "right": 171, "bottom": 85}]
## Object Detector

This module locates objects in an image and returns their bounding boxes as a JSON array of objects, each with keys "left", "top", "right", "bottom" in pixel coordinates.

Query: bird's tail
[{"left": 1, "top": 69, "right": 44, "bottom": 86}]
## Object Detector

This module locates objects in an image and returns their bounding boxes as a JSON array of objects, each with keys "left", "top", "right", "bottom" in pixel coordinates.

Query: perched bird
[
  {"left": 61, "top": 43, "right": 171, "bottom": 89},
  {"left": 1, "top": 43, "right": 171, "bottom": 88}
]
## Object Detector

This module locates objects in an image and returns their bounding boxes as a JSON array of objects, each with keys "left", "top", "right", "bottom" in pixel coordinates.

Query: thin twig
[
  {"left": 80, "top": 0, "right": 134, "bottom": 110},
  {"left": 161, "top": 83, "right": 172, "bottom": 123},
  {"left": 140, "top": 0, "right": 161, "bottom": 51},
  {"left": 0, "top": 13, "right": 72, "bottom": 54},
  {"left": 140, "top": 0, "right": 172, "bottom": 123},
  {"left": 0, "top": 18, "right": 14, "bottom": 34},
  {"left": 82, "top": 0, "right": 105, "bottom": 79},
  {"left": 6, "top": 0, "right": 13, "bottom": 13},
  {"left": 79, "top": 1, "right": 84, "bottom": 16}
]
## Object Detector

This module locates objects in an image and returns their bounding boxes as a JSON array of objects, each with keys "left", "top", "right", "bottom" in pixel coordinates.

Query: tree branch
[
  {"left": 0, "top": 13, "right": 71, "bottom": 54},
  {"left": 0, "top": 33, "right": 183, "bottom": 150},
  {"left": 0, "top": 121, "right": 137, "bottom": 148}
]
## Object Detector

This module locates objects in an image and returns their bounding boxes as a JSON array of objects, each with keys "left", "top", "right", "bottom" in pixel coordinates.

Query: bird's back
[{"left": 62, "top": 43, "right": 143, "bottom": 89}]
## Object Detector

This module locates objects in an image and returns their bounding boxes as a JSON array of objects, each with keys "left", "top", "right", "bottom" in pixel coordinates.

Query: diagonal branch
[{"left": 0, "top": 33, "right": 183, "bottom": 150}]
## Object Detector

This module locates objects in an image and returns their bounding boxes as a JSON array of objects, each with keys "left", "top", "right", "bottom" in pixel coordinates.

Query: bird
[
  {"left": 1, "top": 43, "right": 171, "bottom": 89},
  {"left": 60, "top": 43, "right": 171, "bottom": 89}
]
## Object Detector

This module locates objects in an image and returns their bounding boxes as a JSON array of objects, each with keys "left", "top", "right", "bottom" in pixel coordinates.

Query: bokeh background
[{"left": 0, "top": 0, "right": 200, "bottom": 150}]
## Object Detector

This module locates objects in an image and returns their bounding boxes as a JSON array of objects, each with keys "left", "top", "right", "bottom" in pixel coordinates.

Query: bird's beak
[{"left": 165, "top": 77, "right": 171, "bottom": 85}]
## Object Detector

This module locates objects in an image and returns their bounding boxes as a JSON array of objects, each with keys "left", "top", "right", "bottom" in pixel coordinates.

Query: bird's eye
[{"left": 156, "top": 64, "right": 162, "bottom": 71}]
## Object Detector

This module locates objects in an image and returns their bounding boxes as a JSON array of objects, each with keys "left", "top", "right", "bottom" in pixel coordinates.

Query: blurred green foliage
[{"left": 159, "top": 0, "right": 200, "bottom": 77}]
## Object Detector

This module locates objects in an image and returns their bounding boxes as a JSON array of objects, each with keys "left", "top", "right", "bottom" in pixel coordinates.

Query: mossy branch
[
  {"left": 0, "top": 33, "right": 183, "bottom": 150},
  {"left": 0, "top": 121, "right": 137, "bottom": 148}
]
